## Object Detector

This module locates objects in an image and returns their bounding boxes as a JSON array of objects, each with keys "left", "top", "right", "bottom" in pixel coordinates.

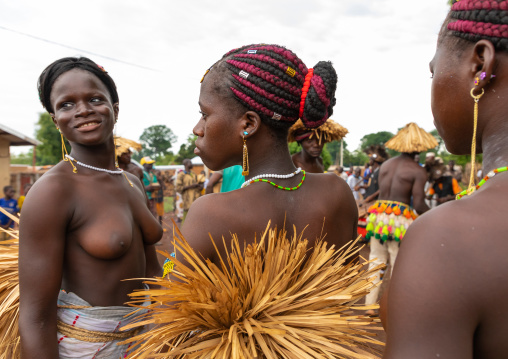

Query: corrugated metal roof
[{"left": 0, "top": 123, "right": 41, "bottom": 146}]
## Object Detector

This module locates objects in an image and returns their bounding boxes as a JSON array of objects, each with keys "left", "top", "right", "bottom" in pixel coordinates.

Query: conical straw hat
[
  {"left": 288, "top": 118, "right": 348, "bottom": 144},
  {"left": 384, "top": 122, "right": 438, "bottom": 153},
  {"left": 114, "top": 136, "right": 142, "bottom": 157}
]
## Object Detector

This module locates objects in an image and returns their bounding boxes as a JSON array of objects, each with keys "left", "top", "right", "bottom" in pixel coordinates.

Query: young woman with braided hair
[
  {"left": 19, "top": 57, "right": 162, "bottom": 358},
  {"left": 384, "top": 1, "right": 508, "bottom": 357},
  {"left": 183, "top": 44, "right": 358, "bottom": 263}
]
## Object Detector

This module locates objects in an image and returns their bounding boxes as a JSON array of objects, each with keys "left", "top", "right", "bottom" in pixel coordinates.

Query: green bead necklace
[
  {"left": 245, "top": 170, "right": 306, "bottom": 191},
  {"left": 456, "top": 166, "right": 508, "bottom": 199}
]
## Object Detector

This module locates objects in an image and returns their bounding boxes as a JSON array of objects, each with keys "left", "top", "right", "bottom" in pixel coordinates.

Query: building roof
[{"left": 0, "top": 124, "right": 41, "bottom": 146}]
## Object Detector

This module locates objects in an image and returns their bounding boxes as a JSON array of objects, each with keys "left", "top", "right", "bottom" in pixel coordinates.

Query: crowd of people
[{"left": 1, "top": 1, "right": 507, "bottom": 357}]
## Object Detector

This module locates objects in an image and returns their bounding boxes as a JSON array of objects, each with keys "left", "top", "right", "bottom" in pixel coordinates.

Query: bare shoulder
[
  {"left": 20, "top": 165, "right": 76, "bottom": 236},
  {"left": 385, "top": 201, "right": 484, "bottom": 357},
  {"left": 180, "top": 192, "right": 240, "bottom": 260},
  {"left": 24, "top": 165, "right": 74, "bottom": 207},
  {"left": 307, "top": 172, "right": 352, "bottom": 198}
]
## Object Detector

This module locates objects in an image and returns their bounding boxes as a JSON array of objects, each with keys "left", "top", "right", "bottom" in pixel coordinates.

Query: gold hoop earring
[
  {"left": 466, "top": 87, "right": 484, "bottom": 196},
  {"left": 242, "top": 135, "right": 249, "bottom": 176}
]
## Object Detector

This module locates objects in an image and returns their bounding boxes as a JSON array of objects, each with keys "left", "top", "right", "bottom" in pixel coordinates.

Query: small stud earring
[
  {"left": 474, "top": 77, "right": 480, "bottom": 86},
  {"left": 243, "top": 131, "right": 249, "bottom": 136}
]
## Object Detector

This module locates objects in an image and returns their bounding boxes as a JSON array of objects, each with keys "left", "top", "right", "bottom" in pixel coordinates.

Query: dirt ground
[{"left": 155, "top": 210, "right": 389, "bottom": 352}]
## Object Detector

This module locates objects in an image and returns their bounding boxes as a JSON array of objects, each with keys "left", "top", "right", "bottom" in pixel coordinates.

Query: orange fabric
[{"left": 429, "top": 178, "right": 461, "bottom": 196}]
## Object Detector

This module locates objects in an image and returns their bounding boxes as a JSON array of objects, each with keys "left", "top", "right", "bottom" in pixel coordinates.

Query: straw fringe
[
  {"left": 0, "top": 208, "right": 20, "bottom": 359},
  {"left": 115, "top": 136, "right": 143, "bottom": 157},
  {"left": 288, "top": 119, "right": 348, "bottom": 144},
  {"left": 121, "top": 222, "right": 384, "bottom": 358},
  {"left": 384, "top": 122, "right": 438, "bottom": 153}
]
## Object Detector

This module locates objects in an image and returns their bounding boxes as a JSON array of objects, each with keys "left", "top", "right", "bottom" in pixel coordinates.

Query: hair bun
[{"left": 301, "top": 61, "right": 337, "bottom": 128}]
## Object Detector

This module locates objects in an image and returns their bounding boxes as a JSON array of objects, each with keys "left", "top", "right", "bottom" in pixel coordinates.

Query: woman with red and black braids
[
  {"left": 183, "top": 44, "right": 358, "bottom": 264},
  {"left": 384, "top": 1, "right": 508, "bottom": 357}
]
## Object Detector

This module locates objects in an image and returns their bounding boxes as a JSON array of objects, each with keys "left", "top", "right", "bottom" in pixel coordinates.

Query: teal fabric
[
  {"left": 142, "top": 170, "right": 158, "bottom": 199},
  {"left": 220, "top": 165, "right": 244, "bottom": 192}
]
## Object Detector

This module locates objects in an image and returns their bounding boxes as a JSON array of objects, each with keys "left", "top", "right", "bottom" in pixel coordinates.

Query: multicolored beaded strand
[
  {"left": 244, "top": 170, "right": 306, "bottom": 191},
  {"left": 456, "top": 166, "right": 508, "bottom": 199}
]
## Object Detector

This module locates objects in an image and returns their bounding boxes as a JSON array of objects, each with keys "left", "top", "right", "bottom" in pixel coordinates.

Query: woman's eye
[
  {"left": 90, "top": 97, "right": 101, "bottom": 103},
  {"left": 199, "top": 110, "right": 207, "bottom": 119},
  {"left": 60, "top": 102, "right": 73, "bottom": 109}
]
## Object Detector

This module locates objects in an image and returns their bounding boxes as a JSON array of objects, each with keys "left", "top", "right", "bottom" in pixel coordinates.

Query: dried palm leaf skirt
[{"left": 121, "top": 223, "right": 384, "bottom": 359}]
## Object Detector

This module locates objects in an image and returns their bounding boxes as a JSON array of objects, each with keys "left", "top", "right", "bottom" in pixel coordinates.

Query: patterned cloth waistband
[{"left": 367, "top": 200, "right": 416, "bottom": 220}]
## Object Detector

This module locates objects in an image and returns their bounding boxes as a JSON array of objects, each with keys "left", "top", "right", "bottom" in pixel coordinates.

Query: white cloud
[{"left": 0, "top": 0, "right": 450, "bottom": 155}]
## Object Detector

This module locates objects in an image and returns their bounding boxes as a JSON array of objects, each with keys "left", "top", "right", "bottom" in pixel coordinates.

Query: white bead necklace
[
  {"left": 65, "top": 154, "right": 124, "bottom": 175},
  {"left": 241, "top": 167, "right": 302, "bottom": 188}
]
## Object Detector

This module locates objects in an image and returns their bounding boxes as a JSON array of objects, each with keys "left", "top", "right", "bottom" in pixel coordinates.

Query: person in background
[
  {"left": 360, "top": 145, "right": 389, "bottom": 205},
  {"left": 288, "top": 118, "right": 348, "bottom": 174},
  {"left": 205, "top": 165, "right": 245, "bottom": 194},
  {"left": 446, "top": 159, "right": 463, "bottom": 182},
  {"left": 154, "top": 170, "right": 165, "bottom": 226},
  {"left": 0, "top": 185, "right": 19, "bottom": 240},
  {"left": 428, "top": 164, "right": 461, "bottom": 205},
  {"left": 175, "top": 159, "right": 202, "bottom": 222},
  {"left": 17, "top": 183, "right": 32, "bottom": 212},
  {"left": 336, "top": 166, "right": 348, "bottom": 181},
  {"left": 115, "top": 136, "right": 143, "bottom": 181},
  {"left": 141, "top": 156, "right": 159, "bottom": 217},
  {"left": 347, "top": 167, "right": 363, "bottom": 201},
  {"left": 172, "top": 170, "right": 184, "bottom": 223},
  {"left": 364, "top": 122, "right": 434, "bottom": 316}
]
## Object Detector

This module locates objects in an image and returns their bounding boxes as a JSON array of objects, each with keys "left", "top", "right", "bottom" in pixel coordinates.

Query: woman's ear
[
  {"left": 239, "top": 111, "right": 261, "bottom": 138},
  {"left": 50, "top": 113, "right": 58, "bottom": 128},
  {"left": 113, "top": 103, "right": 119, "bottom": 122},
  {"left": 470, "top": 39, "right": 496, "bottom": 91}
]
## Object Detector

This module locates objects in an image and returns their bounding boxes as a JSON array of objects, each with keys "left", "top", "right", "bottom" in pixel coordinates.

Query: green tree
[
  {"left": 11, "top": 149, "right": 33, "bottom": 165},
  {"left": 139, "top": 125, "right": 177, "bottom": 159},
  {"left": 35, "top": 112, "right": 70, "bottom": 165},
  {"left": 175, "top": 135, "right": 197, "bottom": 163},
  {"left": 359, "top": 131, "right": 398, "bottom": 158}
]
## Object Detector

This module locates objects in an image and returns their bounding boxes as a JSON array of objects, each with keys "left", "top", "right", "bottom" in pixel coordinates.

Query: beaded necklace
[
  {"left": 240, "top": 168, "right": 302, "bottom": 188},
  {"left": 243, "top": 170, "right": 306, "bottom": 191},
  {"left": 64, "top": 154, "right": 134, "bottom": 187},
  {"left": 456, "top": 166, "right": 508, "bottom": 199}
]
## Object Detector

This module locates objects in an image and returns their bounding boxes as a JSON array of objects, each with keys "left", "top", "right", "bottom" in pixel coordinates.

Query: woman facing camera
[
  {"left": 384, "top": 1, "right": 508, "bottom": 357},
  {"left": 183, "top": 44, "right": 358, "bottom": 262},
  {"left": 19, "top": 57, "right": 162, "bottom": 358}
]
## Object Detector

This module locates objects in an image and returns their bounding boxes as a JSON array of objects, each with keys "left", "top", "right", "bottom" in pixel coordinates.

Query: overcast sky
[{"left": 1, "top": 0, "right": 450, "bottom": 155}]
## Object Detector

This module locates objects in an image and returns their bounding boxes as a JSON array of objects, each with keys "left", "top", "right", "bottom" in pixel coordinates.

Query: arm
[
  {"left": 144, "top": 244, "right": 162, "bottom": 278},
  {"left": 384, "top": 213, "right": 476, "bottom": 358},
  {"left": 362, "top": 189, "right": 379, "bottom": 204},
  {"left": 175, "top": 172, "right": 184, "bottom": 194},
  {"left": 412, "top": 170, "right": 430, "bottom": 214},
  {"left": 205, "top": 172, "right": 222, "bottom": 194},
  {"left": 19, "top": 177, "right": 69, "bottom": 358}
]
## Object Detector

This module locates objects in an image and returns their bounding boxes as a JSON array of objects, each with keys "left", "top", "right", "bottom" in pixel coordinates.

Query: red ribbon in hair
[{"left": 299, "top": 68, "right": 314, "bottom": 118}]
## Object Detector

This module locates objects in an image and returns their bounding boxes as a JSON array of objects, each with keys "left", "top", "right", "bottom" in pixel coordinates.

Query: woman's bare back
[{"left": 182, "top": 173, "right": 358, "bottom": 264}]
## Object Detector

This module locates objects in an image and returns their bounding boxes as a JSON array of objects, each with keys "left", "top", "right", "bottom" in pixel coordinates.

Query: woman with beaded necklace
[
  {"left": 384, "top": 1, "right": 508, "bottom": 357},
  {"left": 19, "top": 57, "right": 162, "bottom": 358},
  {"left": 182, "top": 44, "right": 358, "bottom": 264}
]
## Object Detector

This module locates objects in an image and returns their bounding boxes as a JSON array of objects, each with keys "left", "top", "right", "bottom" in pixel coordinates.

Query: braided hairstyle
[
  {"left": 204, "top": 44, "right": 337, "bottom": 138},
  {"left": 441, "top": 0, "right": 508, "bottom": 52},
  {"left": 38, "top": 57, "right": 119, "bottom": 113}
]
